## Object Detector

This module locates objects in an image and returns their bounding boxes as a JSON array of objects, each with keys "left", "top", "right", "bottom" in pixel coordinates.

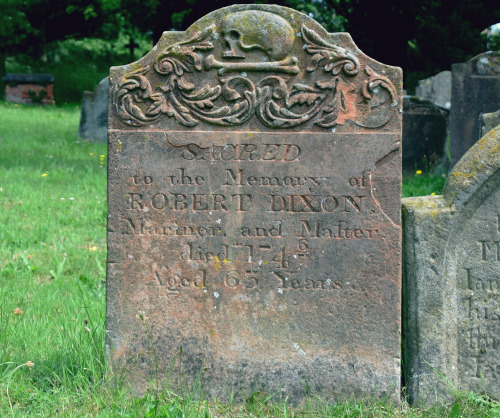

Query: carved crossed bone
[{"left": 204, "top": 55, "right": 299, "bottom": 75}]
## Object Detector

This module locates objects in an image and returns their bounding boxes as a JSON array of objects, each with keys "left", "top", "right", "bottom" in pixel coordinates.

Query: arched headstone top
[
  {"left": 444, "top": 126, "right": 500, "bottom": 209},
  {"left": 449, "top": 51, "right": 500, "bottom": 167},
  {"left": 110, "top": 4, "right": 402, "bottom": 132}
]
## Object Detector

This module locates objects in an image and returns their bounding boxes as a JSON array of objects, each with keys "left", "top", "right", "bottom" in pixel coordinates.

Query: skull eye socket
[
  {"left": 228, "top": 30, "right": 240, "bottom": 41},
  {"left": 221, "top": 29, "right": 245, "bottom": 58}
]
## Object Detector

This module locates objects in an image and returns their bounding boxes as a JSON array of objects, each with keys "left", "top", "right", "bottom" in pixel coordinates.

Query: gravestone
[
  {"left": 415, "top": 71, "right": 451, "bottom": 110},
  {"left": 480, "top": 109, "right": 500, "bottom": 137},
  {"left": 403, "top": 127, "right": 500, "bottom": 405},
  {"left": 2, "top": 73, "right": 55, "bottom": 104},
  {"left": 402, "top": 96, "right": 448, "bottom": 172},
  {"left": 78, "top": 77, "right": 109, "bottom": 142},
  {"left": 449, "top": 51, "right": 500, "bottom": 168},
  {"left": 107, "top": 5, "right": 402, "bottom": 402}
]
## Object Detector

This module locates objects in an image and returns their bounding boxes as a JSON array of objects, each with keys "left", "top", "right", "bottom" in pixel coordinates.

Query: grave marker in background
[
  {"left": 403, "top": 127, "right": 500, "bottom": 405},
  {"left": 415, "top": 70, "right": 451, "bottom": 110},
  {"left": 107, "top": 5, "right": 402, "bottom": 402},
  {"left": 78, "top": 77, "right": 109, "bottom": 142},
  {"left": 480, "top": 109, "right": 500, "bottom": 137},
  {"left": 449, "top": 51, "right": 500, "bottom": 168},
  {"left": 2, "top": 73, "right": 55, "bottom": 105},
  {"left": 402, "top": 96, "right": 448, "bottom": 172}
]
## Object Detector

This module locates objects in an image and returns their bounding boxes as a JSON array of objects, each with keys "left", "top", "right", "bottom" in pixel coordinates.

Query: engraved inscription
[
  {"left": 224, "top": 271, "right": 258, "bottom": 289},
  {"left": 459, "top": 209, "right": 500, "bottom": 386},
  {"left": 268, "top": 194, "right": 366, "bottom": 213},
  {"left": 182, "top": 143, "right": 301, "bottom": 161},
  {"left": 223, "top": 168, "right": 325, "bottom": 191},
  {"left": 122, "top": 218, "right": 222, "bottom": 237},
  {"left": 479, "top": 240, "right": 500, "bottom": 261},
  {"left": 126, "top": 192, "right": 252, "bottom": 212},
  {"left": 119, "top": 149, "right": 386, "bottom": 292},
  {"left": 465, "top": 268, "right": 500, "bottom": 292},
  {"left": 240, "top": 223, "right": 283, "bottom": 237},
  {"left": 298, "top": 220, "right": 378, "bottom": 239},
  {"left": 181, "top": 243, "right": 228, "bottom": 262},
  {"left": 131, "top": 175, "right": 154, "bottom": 184},
  {"left": 152, "top": 269, "right": 206, "bottom": 296}
]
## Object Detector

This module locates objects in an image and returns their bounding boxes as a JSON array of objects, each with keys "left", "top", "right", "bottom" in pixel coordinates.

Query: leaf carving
[
  {"left": 111, "top": 20, "right": 398, "bottom": 130},
  {"left": 286, "top": 84, "right": 323, "bottom": 107},
  {"left": 301, "top": 25, "right": 359, "bottom": 76},
  {"left": 352, "top": 66, "right": 399, "bottom": 128},
  {"left": 154, "top": 25, "right": 215, "bottom": 75},
  {"left": 301, "top": 25, "right": 336, "bottom": 50}
]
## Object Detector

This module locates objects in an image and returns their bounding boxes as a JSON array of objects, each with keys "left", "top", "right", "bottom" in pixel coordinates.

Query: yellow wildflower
[
  {"left": 89, "top": 153, "right": 94, "bottom": 156},
  {"left": 100, "top": 162, "right": 104, "bottom": 165},
  {"left": 88, "top": 246, "right": 98, "bottom": 252},
  {"left": 41, "top": 173, "right": 48, "bottom": 177},
  {"left": 100, "top": 154, "right": 105, "bottom": 159},
  {"left": 431, "top": 192, "right": 436, "bottom": 195},
  {"left": 416, "top": 170, "right": 422, "bottom": 175}
]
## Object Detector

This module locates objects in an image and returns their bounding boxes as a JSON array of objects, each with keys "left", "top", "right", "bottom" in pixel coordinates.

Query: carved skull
[{"left": 220, "top": 11, "right": 295, "bottom": 61}]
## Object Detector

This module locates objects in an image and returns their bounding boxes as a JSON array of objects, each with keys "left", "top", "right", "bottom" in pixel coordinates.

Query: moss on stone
[{"left": 443, "top": 126, "right": 500, "bottom": 206}]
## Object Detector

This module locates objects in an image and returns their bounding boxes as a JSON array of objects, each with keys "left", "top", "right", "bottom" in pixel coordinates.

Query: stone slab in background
[
  {"left": 415, "top": 70, "right": 451, "bottom": 110},
  {"left": 480, "top": 108, "right": 500, "bottom": 137},
  {"left": 107, "top": 5, "right": 403, "bottom": 402},
  {"left": 449, "top": 51, "right": 500, "bottom": 169},
  {"left": 403, "top": 127, "right": 500, "bottom": 405},
  {"left": 2, "top": 73, "right": 55, "bottom": 105},
  {"left": 402, "top": 96, "right": 448, "bottom": 172},
  {"left": 78, "top": 77, "right": 109, "bottom": 142}
]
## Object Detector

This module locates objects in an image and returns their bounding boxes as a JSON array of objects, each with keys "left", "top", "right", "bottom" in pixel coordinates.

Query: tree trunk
[{"left": 0, "top": 54, "right": 6, "bottom": 100}]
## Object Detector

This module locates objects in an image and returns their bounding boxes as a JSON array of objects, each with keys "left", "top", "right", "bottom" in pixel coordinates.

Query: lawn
[{"left": 0, "top": 101, "right": 497, "bottom": 416}]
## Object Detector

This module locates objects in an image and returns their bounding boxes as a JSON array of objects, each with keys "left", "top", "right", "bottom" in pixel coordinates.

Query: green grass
[
  {"left": 0, "top": 101, "right": 498, "bottom": 416},
  {"left": 402, "top": 170, "right": 447, "bottom": 198}
]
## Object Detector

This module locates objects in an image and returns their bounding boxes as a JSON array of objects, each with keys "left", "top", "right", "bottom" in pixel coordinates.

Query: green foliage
[
  {"left": 27, "top": 89, "right": 48, "bottom": 103},
  {"left": 5, "top": 33, "right": 152, "bottom": 103},
  {"left": 404, "top": 0, "right": 499, "bottom": 89},
  {"left": 0, "top": 0, "right": 121, "bottom": 58},
  {"left": 488, "top": 32, "right": 500, "bottom": 51},
  {"left": 0, "top": 0, "right": 125, "bottom": 98},
  {"left": 283, "top": 0, "right": 347, "bottom": 32},
  {"left": 483, "top": 25, "right": 500, "bottom": 51},
  {"left": 2, "top": 1, "right": 499, "bottom": 101},
  {"left": 293, "top": 0, "right": 500, "bottom": 91}
]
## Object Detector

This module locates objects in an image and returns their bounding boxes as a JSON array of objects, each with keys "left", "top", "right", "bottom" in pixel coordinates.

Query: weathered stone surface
[
  {"left": 107, "top": 5, "right": 402, "bottom": 402},
  {"left": 78, "top": 77, "right": 109, "bottom": 142},
  {"left": 415, "top": 71, "right": 451, "bottom": 110},
  {"left": 2, "top": 73, "right": 55, "bottom": 104},
  {"left": 480, "top": 108, "right": 500, "bottom": 137},
  {"left": 449, "top": 51, "right": 500, "bottom": 168},
  {"left": 402, "top": 96, "right": 448, "bottom": 172},
  {"left": 403, "top": 127, "right": 500, "bottom": 405}
]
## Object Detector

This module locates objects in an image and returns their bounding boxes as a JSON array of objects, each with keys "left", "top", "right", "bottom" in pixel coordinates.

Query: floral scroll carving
[{"left": 112, "top": 16, "right": 398, "bottom": 129}]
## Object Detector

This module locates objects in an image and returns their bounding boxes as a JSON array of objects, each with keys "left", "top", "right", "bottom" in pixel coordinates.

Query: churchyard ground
[{"left": 0, "top": 102, "right": 497, "bottom": 416}]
